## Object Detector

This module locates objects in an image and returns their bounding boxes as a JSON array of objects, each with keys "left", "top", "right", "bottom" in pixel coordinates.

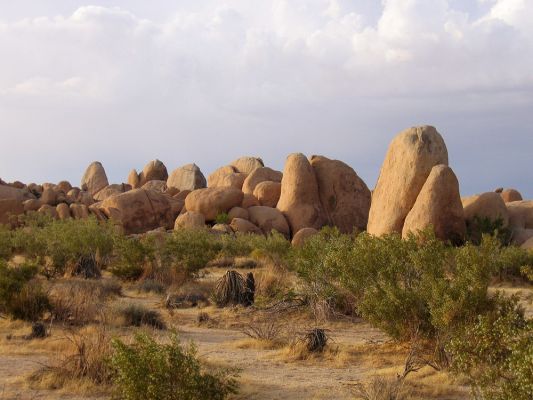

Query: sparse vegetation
[
  {"left": 116, "top": 303, "right": 166, "bottom": 330},
  {"left": 110, "top": 332, "right": 239, "bottom": 400}
]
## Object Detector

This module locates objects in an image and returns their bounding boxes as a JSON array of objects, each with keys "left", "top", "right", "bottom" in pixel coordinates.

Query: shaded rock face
[
  {"left": 167, "top": 164, "right": 207, "bottom": 192},
  {"left": 253, "top": 181, "right": 281, "bottom": 208},
  {"left": 99, "top": 189, "right": 173, "bottom": 234},
  {"left": 81, "top": 161, "right": 109, "bottom": 197},
  {"left": 0, "top": 184, "right": 34, "bottom": 201},
  {"left": 139, "top": 159, "right": 168, "bottom": 186},
  {"left": 500, "top": 189, "right": 523, "bottom": 203},
  {"left": 184, "top": 187, "right": 244, "bottom": 221},
  {"left": 174, "top": 211, "right": 205, "bottom": 230},
  {"left": 368, "top": 126, "right": 449, "bottom": 236},
  {"left": 402, "top": 165, "right": 466, "bottom": 244},
  {"left": 310, "top": 155, "right": 371, "bottom": 234},
  {"left": 462, "top": 192, "right": 509, "bottom": 227},
  {"left": 291, "top": 227, "right": 318, "bottom": 247},
  {"left": 0, "top": 199, "right": 24, "bottom": 226},
  {"left": 242, "top": 167, "right": 283, "bottom": 194},
  {"left": 230, "top": 218, "right": 262, "bottom": 234},
  {"left": 241, "top": 193, "right": 260, "bottom": 209},
  {"left": 277, "top": 153, "right": 325, "bottom": 234},
  {"left": 248, "top": 206, "right": 290, "bottom": 238},
  {"left": 507, "top": 201, "right": 533, "bottom": 230},
  {"left": 228, "top": 207, "right": 249, "bottom": 221},
  {"left": 230, "top": 157, "right": 264, "bottom": 175},
  {"left": 141, "top": 180, "right": 167, "bottom": 193}
]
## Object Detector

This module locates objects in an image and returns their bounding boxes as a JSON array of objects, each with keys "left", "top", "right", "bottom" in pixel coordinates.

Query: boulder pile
[{"left": 1, "top": 126, "right": 530, "bottom": 247}]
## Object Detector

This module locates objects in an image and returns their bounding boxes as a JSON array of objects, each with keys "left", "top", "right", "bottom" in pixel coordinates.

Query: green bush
[
  {"left": 447, "top": 296, "right": 532, "bottom": 400},
  {"left": 215, "top": 213, "right": 230, "bottom": 225},
  {"left": 0, "top": 225, "right": 13, "bottom": 260},
  {"left": 110, "top": 332, "right": 239, "bottom": 400},
  {"left": 466, "top": 216, "right": 511, "bottom": 246},
  {"left": 292, "top": 228, "right": 505, "bottom": 340},
  {"left": 11, "top": 216, "right": 115, "bottom": 278},
  {"left": 110, "top": 235, "right": 155, "bottom": 280},
  {"left": 0, "top": 260, "right": 50, "bottom": 320}
]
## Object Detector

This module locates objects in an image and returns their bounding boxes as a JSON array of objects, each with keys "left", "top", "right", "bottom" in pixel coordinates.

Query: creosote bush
[{"left": 110, "top": 332, "right": 239, "bottom": 400}]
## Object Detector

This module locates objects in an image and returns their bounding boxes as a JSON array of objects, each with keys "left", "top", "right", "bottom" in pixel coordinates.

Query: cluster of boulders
[{"left": 1, "top": 125, "right": 531, "bottom": 249}]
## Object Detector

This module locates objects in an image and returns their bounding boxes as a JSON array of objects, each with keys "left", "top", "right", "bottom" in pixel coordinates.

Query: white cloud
[{"left": 0, "top": 1, "right": 532, "bottom": 197}]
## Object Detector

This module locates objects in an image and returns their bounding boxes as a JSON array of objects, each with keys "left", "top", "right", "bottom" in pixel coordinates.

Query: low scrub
[
  {"left": 116, "top": 303, "right": 166, "bottom": 330},
  {"left": 110, "top": 332, "right": 239, "bottom": 400}
]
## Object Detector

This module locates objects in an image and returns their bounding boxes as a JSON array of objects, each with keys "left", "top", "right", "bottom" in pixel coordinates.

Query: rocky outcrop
[
  {"left": 248, "top": 206, "right": 290, "bottom": 237},
  {"left": 230, "top": 157, "right": 264, "bottom": 175},
  {"left": 184, "top": 187, "right": 244, "bottom": 221},
  {"left": 253, "top": 181, "right": 281, "bottom": 208},
  {"left": 462, "top": 192, "right": 509, "bottom": 227},
  {"left": 0, "top": 199, "right": 24, "bottom": 226},
  {"left": 368, "top": 126, "right": 448, "bottom": 236},
  {"left": 81, "top": 161, "right": 109, "bottom": 197},
  {"left": 99, "top": 189, "right": 173, "bottom": 234},
  {"left": 242, "top": 167, "right": 283, "bottom": 194},
  {"left": 310, "top": 155, "right": 371, "bottom": 234},
  {"left": 402, "top": 165, "right": 466, "bottom": 243},
  {"left": 167, "top": 164, "right": 207, "bottom": 192},
  {"left": 500, "top": 189, "right": 523, "bottom": 203},
  {"left": 139, "top": 159, "right": 168, "bottom": 186},
  {"left": 277, "top": 153, "right": 325, "bottom": 234},
  {"left": 174, "top": 211, "right": 205, "bottom": 230}
]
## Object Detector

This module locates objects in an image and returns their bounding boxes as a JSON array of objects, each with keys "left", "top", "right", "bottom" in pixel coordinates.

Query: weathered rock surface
[
  {"left": 511, "top": 228, "right": 533, "bottom": 246},
  {"left": 291, "top": 227, "right": 318, "bottom": 247},
  {"left": 462, "top": 192, "right": 509, "bottom": 227},
  {"left": 254, "top": 181, "right": 281, "bottom": 208},
  {"left": 174, "top": 211, "right": 205, "bottom": 230},
  {"left": 230, "top": 157, "right": 264, "bottom": 175},
  {"left": 521, "top": 236, "right": 533, "bottom": 250},
  {"left": 310, "top": 155, "right": 371, "bottom": 234},
  {"left": 277, "top": 153, "right": 325, "bottom": 234},
  {"left": 139, "top": 159, "right": 168, "bottom": 186},
  {"left": 228, "top": 207, "right": 249, "bottom": 221},
  {"left": 23, "top": 199, "right": 42, "bottom": 212},
  {"left": 70, "top": 203, "right": 89, "bottom": 219},
  {"left": 242, "top": 167, "right": 283, "bottom": 194},
  {"left": 93, "top": 184, "right": 129, "bottom": 202},
  {"left": 500, "top": 189, "right": 523, "bottom": 203},
  {"left": 241, "top": 193, "right": 260, "bottom": 209},
  {"left": 38, "top": 204, "right": 58, "bottom": 219},
  {"left": 128, "top": 169, "right": 140, "bottom": 189},
  {"left": 167, "top": 164, "right": 207, "bottom": 192},
  {"left": 212, "top": 224, "right": 233, "bottom": 234},
  {"left": 0, "top": 199, "right": 24, "bottom": 226},
  {"left": 402, "top": 165, "right": 466, "bottom": 243},
  {"left": 248, "top": 206, "right": 290, "bottom": 237},
  {"left": 184, "top": 187, "right": 244, "bottom": 221},
  {"left": 56, "top": 203, "right": 71, "bottom": 220},
  {"left": 230, "top": 217, "right": 262, "bottom": 234},
  {"left": 141, "top": 180, "right": 167, "bottom": 193},
  {"left": 99, "top": 189, "right": 173, "bottom": 234},
  {"left": 368, "top": 126, "right": 449, "bottom": 236},
  {"left": 81, "top": 161, "right": 109, "bottom": 197},
  {"left": 506, "top": 201, "right": 533, "bottom": 230},
  {"left": 208, "top": 166, "right": 246, "bottom": 189}
]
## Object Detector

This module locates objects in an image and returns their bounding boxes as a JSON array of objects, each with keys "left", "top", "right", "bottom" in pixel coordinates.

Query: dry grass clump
[
  {"left": 114, "top": 303, "right": 166, "bottom": 330},
  {"left": 49, "top": 278, "right": 121, "bottom": 325},
  {"left": 214, "top": 270, "right": 255, "bottom": 307},
  {"left": 135, "top": 278, "right": 166, "bottom": 294},
  {"left": 354, "top": 376, "right": 408, "bottom": 400},
  {"left": 28, "top": 324, "right": 113, "bottom": 393},
  {"left": 165, "top": 280, "right": 213, "bottom": 309},
  {"left": 278, "top": 328, "right": 335, "bottom": 362}
]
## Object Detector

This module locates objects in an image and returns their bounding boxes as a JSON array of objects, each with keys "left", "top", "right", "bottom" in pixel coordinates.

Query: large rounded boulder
[
  {"left": 174, "top": 211, "right": 205, "bottom": 230},
  {"left": 277, "top": 153, "right": 325, "bottom": 234},
  {"left": 507, "top": 201, "right": 533, "bottom": 230},
  {"left": 230, "top": 156, "right": 264, "bottom": 175},
  {"left": 462, "top": 192, "right": 509, "bottom": 227},
  {"left": 139, "top": 159, "right": 168, "bottom": 186},
  {"left": 368, "top": 126, "right": 448, "bottom": 236},
  {"left": 185, "top": 187, "right": 244, "bottom": 221},
  {"left": 81, "top": 161, "right": 109, "bottom": 197},
  {"left": 99, "top": 189, "right": 173, "bottom": 234},
  {"left": 167, "top": 163, "right": 207, "bottom": 192},
  {"left": 248, "top": 206, "right": 290, "bottom": 237},
  {"left": 253, "top": 181, "right": 281, "bottom": 208},
  {"left": 500, "top": 189, "right": 523, "bottom": 203},
  {"left": 310, "top": 155, "right": 371, "bottom": 234},
  {"left": 242, "top": 167, "right": 283, "bottom": 194},
  {"left": 402, "top": 165, "right": 466, "bottom": 243}
]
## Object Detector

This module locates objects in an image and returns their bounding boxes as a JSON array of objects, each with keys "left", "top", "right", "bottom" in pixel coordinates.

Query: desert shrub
[
  {"left": 110, "top": 234, "right": 155, "bottom": 280},
  {"left": 292, "top": 229, "right": 506, "bottom": 340},
  {"left": 49, "top": 279, "right": 120, "bottom": 325},
  {"left": 214, "top": 270, "right": 254, "bottom": 307},
  {"left": 447, "top": 296, "right": 533, "bottom": 400},
  {"left": 30, "top": 324, "right": 113, "bottom": 388},
  {"left": 241, "top": 321, "right": 282, "bottom": 342},
  {"left": 12, "top": 216, "right": 115, "bottom": 278},
  {"left": 354, "top": 376, "right": 407, "bottom": 400},
  {"left": 466, "top": 216, "right": 511, "bottom": 246},
  {"left": 215, "top": 212, "right": 230, "bottom": 225},
  {"left": 136, "top": 279, "right": 166, "bottom": 294},
  {"left": 110, "top": 332, "right": 239, "bottom": 400},
  {"left": 493, "top": 245, "right": 533, "bottom": 282},
  {"left": 0, "top": 260, "right": 50, "bottom": 320},
  {"left": 117, "top": 303, "right": 166, "bottom": 329},
  {"left": 0, "top": 224, "right": 13, "bottom": 260},
  {"left": 162, "top": 229, "right": 222, "bottom": 276}
]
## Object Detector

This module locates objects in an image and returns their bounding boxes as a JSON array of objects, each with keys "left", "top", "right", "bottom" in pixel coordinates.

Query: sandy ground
[{"left": 1, "top": 276, "right": 530, "bottom": 400}]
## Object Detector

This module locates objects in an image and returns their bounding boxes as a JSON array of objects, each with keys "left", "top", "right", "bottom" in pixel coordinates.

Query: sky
[{"left": 0, "top": 0, "right": 531, "bottom": 198}]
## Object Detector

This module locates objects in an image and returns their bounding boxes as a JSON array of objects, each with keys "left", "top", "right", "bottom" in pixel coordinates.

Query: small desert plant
[
  {"left": 136, "top": 279, "right": 166, "bottom": 294},
  {"left": 302, "top": 328, "right": 328, "bottom": 352},
  {"left": 110, "top": 331, "right": 239, "bottom": 400},
  {"left": 30, "top": 324, "right": 113, "bottom": 389},
  {"left": 165, "top": 282, "right": 211, "bottom": 309},
  {"left": 447, "top": 295, "right": 533, "bottom": 400},
  {"left": 0, "top": 260, "right": 50, "bottom": 320},
  {"left": 117, "top": 303, "right": 166, "bottom": 330},
  {"left": 215, "top": 212, "right": 230, "bottom": 225},
  {"left": 354, "top": 376, "right": 407, "bottom": 400},
  {"left": 214, "top": 270, "right": 254, "bottom": 307},
  {"left": 241, "top": 321, "right": 283, "bottom": 342}
]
